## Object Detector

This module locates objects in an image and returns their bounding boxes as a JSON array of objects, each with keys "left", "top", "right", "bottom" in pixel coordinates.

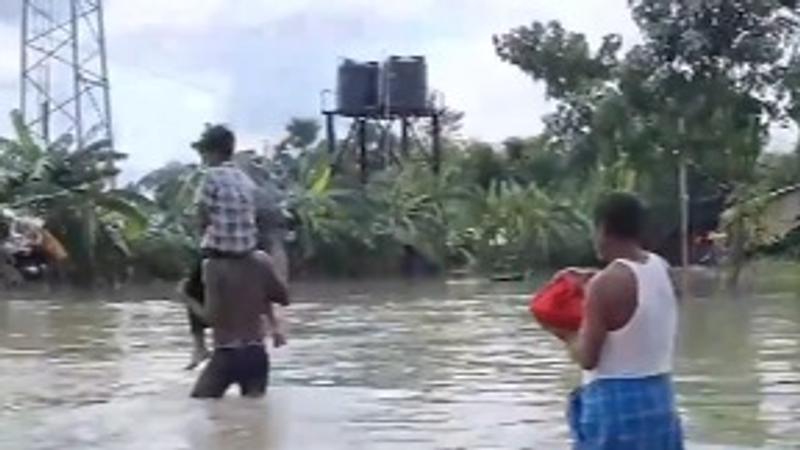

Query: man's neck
[
  {"left": 208, "top": 159, "right": 231, "bottom": 168},
  {"left": 605, "top": 242, "right": 646, "bottom": 263}
]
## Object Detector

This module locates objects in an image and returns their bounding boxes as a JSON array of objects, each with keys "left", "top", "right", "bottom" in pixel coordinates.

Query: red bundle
[{"left": 529, "top": 273, "right": 585, "bottom": 331}]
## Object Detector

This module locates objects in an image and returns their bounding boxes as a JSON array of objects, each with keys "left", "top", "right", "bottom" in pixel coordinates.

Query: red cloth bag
[{"left": 529, "top": 273, "right": 585, "bottom": 331}]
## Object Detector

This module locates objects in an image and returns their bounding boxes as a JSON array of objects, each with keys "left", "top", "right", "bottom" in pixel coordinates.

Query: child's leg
[
  {"left": 184, "top": 256, "right": 208, "bottom": 370},
  {"left": 186, "top": 308, "right": 210, "bottom": 370}
]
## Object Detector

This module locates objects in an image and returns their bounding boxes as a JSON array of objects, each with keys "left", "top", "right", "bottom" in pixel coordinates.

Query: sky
[{"left": 0, "top": 0, "right": 725, "bottom": 182}]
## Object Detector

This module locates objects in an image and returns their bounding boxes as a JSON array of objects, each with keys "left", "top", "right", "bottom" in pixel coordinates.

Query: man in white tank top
[{"left": 544, "top": 192, "right": 684, "bottom": 450}]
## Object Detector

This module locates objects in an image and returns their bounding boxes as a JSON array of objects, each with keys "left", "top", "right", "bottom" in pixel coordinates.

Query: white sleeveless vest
[{"left": 584, "top": 253, "right": 679, "bottom": 383}]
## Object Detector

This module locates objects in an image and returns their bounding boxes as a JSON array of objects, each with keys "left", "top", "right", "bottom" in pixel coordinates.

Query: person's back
[
  {"left": 205, "top": 252, "right": 277, "bottom": 347},
  {"left": 191, "top": 250, "right": 288, "bottom": 398},
  {"left": 584, "top": 252, "right": 677, "bottom": 382}
]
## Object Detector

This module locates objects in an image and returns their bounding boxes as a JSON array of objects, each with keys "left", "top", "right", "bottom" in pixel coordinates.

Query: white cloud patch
[
  {"left": 0, "top": 23, "right": 19, "bottom": 138},
  {"left": 0, "top": 24, "right": 17, "bottom": 85},
  {"left": 112, "top": 67, "right": 231, "bottom": 182},
  {"left": 0, "top": 1, "right": 20, "bottom": 22},
  {"left": 106, "top": 0, "right": 223, "bottom": 34}
]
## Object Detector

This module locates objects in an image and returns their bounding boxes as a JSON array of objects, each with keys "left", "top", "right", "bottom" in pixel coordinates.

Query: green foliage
[
  {"left": 629, "top": 0, "right": 797, "bottom": 88},
  {"left": 458, "top": 141, "right": 507, "bottom": 190},
  {"left": 280, "top": 118, "right": 321, "bottom": 151},
  {"left": 0, "top": 110, "right": 150, "bottom": 285},
  {"left": 494, "top": 2, "right": 800, "bottom": 273},
  {"left": 494, "top": 21, "right": 621, "bottom": 99},
  {"left": 129, "top": 230, "right": 197, "bottom": 280},
  {"left": 464, "top": 181, "right": 593, "bottom": 274}
]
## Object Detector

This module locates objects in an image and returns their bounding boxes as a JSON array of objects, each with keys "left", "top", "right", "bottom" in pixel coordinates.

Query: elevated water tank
[
  {"left": 337, "top": 59, "right": 380, "bottom": 117},
  {"left": 382, "top": 56, "right": 428, "bottom": 115}
]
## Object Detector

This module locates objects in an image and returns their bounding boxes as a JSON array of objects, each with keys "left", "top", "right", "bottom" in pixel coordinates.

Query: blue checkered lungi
[{"left": 567, "top": 374, "right": 684, "bottom": 450}]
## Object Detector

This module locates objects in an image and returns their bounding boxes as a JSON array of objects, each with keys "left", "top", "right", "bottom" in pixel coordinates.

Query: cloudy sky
[{"left": 1, "top": 0, "right": 643, "bottom": 181}]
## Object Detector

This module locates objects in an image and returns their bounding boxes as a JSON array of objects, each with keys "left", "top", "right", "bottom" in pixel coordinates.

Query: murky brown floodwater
[{"left": 1, "top": 275, "right": 800, "bottom": 449}]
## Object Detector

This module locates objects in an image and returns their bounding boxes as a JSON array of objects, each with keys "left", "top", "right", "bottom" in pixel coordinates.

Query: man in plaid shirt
[{"left": 193, "top": 125, "right": 258, "bottom": 256}]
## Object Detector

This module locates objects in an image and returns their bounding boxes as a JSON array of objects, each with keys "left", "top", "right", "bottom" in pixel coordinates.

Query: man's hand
[{"left": 272, "top": 331, "right": 287, "bottom": 348}]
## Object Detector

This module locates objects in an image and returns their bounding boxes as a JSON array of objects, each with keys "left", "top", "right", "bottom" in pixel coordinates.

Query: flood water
[{"left": 1, "top": 276, "right": 800, "bottom": 449}]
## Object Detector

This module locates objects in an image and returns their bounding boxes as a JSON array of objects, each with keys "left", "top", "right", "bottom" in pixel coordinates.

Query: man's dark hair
[
  {"left": 192, "top": 124, "right": 235, "bottom": 158},
  {"left": 594, "top": 191, "right": 647, "bottom": 240}
]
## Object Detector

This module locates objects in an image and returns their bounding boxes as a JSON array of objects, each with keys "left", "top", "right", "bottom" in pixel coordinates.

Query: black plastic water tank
[
  {"left": 382, "top": 56, "right": 428, "bottom": 115},
  {"left": 337, "top": 60, "right": 380, "bottom": 117}
]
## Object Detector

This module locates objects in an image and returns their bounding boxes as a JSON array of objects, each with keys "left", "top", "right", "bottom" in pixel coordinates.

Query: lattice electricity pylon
[{"left": 20, "top": 0, "right": 113, "bottom": 150}]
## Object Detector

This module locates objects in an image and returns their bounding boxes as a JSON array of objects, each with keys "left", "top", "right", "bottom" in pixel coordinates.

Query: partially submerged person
[
  {"left": 542, "top": 192, "right": 684, "bottom": 449},
  {"left": 181, "top": 250, "right": 287, "bottom": 398},
  {"left": 179, "top": 255, "right": 288, "bottom": 370},
  {"left": 183, "top": 124, "right": 289, "bottom": 398},
  {"left": 184, "top": 123, "right": 260, "bottom": 368}
]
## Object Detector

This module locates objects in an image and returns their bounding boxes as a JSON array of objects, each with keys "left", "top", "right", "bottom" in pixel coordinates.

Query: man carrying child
[{"left": 180, "top": 124, "right": 288, "bottom": 398}]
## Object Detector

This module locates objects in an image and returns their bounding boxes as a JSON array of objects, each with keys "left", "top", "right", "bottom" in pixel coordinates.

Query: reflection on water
[{"left": 1, "top": 279, "right": 799, "bottom": 449}]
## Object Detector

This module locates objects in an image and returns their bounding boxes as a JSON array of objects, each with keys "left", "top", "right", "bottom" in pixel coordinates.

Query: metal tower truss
[{"left": 20, "top": 0, "right": 113, "bottom": 149}]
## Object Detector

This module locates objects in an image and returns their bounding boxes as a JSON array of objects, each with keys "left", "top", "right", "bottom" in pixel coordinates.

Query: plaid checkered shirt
[{"left": 196, "top": 162, "right": 258, "bottom": 253}]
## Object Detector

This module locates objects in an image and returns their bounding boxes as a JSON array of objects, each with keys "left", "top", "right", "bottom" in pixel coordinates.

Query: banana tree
[
  {"left": 0, "top": 110, "right": 150, "bottom": 284},
  {"left": 368, "top": 160, "right": 477, "bottom": 269},
  {"left": 468, "top": 180, "right": 593, "bottom": 275},
  {"left": 283, "top": 150, "right": 369, "bottom": 269},
  {"left": 137, "top": 161, "right": 204, "bottom": 237}
]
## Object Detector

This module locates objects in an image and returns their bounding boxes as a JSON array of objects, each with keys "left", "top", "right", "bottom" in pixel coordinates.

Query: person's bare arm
[
  {"left": 256, "top": 252, "right": 288, "bottom": 347},
  {"left": 551, "top": 264, "right": 631, "bottom": 370}
]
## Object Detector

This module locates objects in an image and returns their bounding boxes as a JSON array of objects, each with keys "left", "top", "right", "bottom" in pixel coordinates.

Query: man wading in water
[
  {"left": 184, "top": 124, "right": 288, "bottom": 398},
  {"left": 543, "top": 192, "right": 684, "bottom": 449}
]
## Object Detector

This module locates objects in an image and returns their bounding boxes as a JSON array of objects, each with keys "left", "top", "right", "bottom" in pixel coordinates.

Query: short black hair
[
  {"left": 594, "top": 192, "right": 647, "bottom": 240},
  {"left": 192, "top": 124, "right": 235, "bottom": 158}
]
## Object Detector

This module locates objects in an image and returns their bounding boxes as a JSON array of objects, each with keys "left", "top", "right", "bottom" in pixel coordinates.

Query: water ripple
[{"left": 0, "top": 281, "right": 798, "bottom": 449}]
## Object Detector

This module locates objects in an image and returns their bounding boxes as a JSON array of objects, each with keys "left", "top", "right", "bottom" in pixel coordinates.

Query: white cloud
[
  {"left": 1, "top": 0, "right": 645, "bottom": 179},
  {"left": 105, "top": 0, "right": 443, "bottom": 35},
  {"left": 106, "top": 0, "right": 222, "bottom": 34},
  {"left": 0, "top": 25, "right": 16, "bottom": 84},
  {"left": 423, "top": 35, "right": 546, "bottom": 141},
  {"left": 0, "top": 23, "right": 18, "bottom": 138},
  {"left": 112, "top": 67, "right": 231, "bottom": 181}
]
